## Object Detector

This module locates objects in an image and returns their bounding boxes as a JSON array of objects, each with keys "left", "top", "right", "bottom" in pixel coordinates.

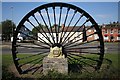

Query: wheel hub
[{"left": 48, "top": 46, "right": 65, "bottom": 58}]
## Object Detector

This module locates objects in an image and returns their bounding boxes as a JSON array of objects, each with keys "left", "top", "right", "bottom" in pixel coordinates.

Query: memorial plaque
[
  {"left": 53, "top": 50, "right": 59, "bottom": 57},
  {"left": 43, "top": 57, "right": 68, "bottom": 75}
]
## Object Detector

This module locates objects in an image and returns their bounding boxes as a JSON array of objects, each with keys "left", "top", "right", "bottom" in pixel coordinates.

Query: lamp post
[
  {"left": 10, "top": 6, "right": 14, "bottom": 42},
  {"left": 11, "top": 6, "right": 13, "bottom": 37}
]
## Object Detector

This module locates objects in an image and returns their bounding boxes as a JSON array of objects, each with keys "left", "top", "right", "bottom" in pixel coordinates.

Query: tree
[
  {"left": 2, "top": 20, "right": 16, "bottom": 41},
  {"left": 51, "top": 24, "right": 61, "bottom": 28},
  {"left": 32, "top": 24, "right": 45, "bottom": 37}
]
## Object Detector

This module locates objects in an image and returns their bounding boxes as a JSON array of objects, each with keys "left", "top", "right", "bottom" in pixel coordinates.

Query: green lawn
[{"left": 2, "top": 53, "right": 120, "bottom": 79}]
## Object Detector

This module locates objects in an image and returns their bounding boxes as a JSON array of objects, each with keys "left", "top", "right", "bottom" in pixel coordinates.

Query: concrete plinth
[{"left": 43, "top": 57, "right": 68, "bottom": 75}]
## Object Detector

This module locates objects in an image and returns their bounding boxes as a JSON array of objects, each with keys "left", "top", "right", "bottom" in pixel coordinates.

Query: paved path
[
  {"left": 1, "top": 42, "right": 120, "bottom": 54},
  {"left": 104, "top": 43, "right": 120, "bottom": 53}
]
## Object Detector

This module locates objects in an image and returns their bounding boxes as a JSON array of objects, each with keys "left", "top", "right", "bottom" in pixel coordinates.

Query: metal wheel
[{"left": 12, "top": 2, "right": 104, "bottom": 74}]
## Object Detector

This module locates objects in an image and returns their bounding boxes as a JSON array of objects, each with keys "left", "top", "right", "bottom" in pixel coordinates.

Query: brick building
[
  {"left": 38, "top": 22, "right": 120, "bottom": 43},
  {"left": 101, "top": 22, "right": 120, "bottom": 42}
]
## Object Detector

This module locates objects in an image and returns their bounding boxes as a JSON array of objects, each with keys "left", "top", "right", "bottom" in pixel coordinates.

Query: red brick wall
[
  {"left": 102, "top": 28, "right": 120, "bottom": 42},
  {"left": 87, "top": 29, "right": 94, "bottom": 41}
]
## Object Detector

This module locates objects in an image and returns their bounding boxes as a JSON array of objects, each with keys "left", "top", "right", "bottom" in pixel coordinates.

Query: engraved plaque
[{"left": 53, "top": 50, "right": 59, "bottom": 57}]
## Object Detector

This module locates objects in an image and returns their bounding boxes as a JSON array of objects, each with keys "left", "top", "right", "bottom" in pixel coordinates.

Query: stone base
[{"left": 43, "top": 57, "right": 68, "bottom": 75}]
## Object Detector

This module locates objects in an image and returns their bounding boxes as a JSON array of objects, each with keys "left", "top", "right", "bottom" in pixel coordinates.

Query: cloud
[{"left": 96, "top": 14, "right": 111, "bottom": 18}]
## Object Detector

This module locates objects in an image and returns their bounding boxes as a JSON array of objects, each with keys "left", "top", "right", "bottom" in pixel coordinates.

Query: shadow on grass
[
  {"left": 2, "top": 53, "right": 120, "bottom": 79},
  {"left": 2, "top": 65, "right": 20, "bottom": 80}
]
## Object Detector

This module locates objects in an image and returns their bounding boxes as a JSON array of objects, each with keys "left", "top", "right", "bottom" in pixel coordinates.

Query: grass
[
  {"left": 2, "top": 54, "right": 45, "bottom": 66},
  {"left": 104, "top": 53, "right": 119, "bottom": 69},
  {"left": 2, "top": 54, "right": 13, "bottom": 66},
  {"left": 2, "top": 53, "right": 120, "bottom": 79}
]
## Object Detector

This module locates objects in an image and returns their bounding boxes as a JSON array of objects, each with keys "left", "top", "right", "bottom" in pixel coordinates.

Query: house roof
[
  {"left": 102, "top": 26, "right": 120, "bottom": 29},
  {"left": 39, "top": 26, "right": 85, "bottom": 33},
  {"left": 38, "top": 22, "right": 120, "bottom": 33},
  {"left": 62, "top": 26, "right": 84, "bottom": 32},
  {"left": 102, "top": 22, "right": 120, "bottom": 29}
]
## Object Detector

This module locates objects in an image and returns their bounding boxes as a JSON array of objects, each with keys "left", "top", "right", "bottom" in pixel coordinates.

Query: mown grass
[{"left": 2, "top": 53, "right": 120, "bottom": 79}]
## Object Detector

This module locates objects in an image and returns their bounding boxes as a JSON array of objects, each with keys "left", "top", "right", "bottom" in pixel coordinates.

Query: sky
[
  {"left": 2, "top": 2, "right": 118, "bottom": 26},
  {"left": 1, "top": 0, "right": 120, "bottom": 2}
]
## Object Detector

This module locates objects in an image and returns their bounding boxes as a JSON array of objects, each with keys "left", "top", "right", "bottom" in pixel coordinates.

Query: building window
[
  {"left": 118, "top": 29, "right": 120, "bottom": 34},
  {"left": 110, "top": 36, "right": 114, "bottom": 41},
  {"left": 117, "top": 35, "right": 120, "bottom": 40},
  {"left": 104, "top": 29, "right": 107, "bottom": 33},
  {"left": 110, "top": 29, "right": 113, "bottom": 34},
  {"left": 104, "top": 35, "right": 108, "bottom": 40}
]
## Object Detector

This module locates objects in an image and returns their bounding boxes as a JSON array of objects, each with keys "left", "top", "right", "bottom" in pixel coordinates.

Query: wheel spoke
[
  {"left": 63, "top": 24, "right": 94, "bottom": 46},
  {"left": 17, "top": 45, "right": 49, "bottom": 49},
  {"left": 22, "top": 56, "right": 44, "bottom": 74},
  {"left": 18, "top": 55, "right": 46, "bottom": 67},
  {"left": 58, "top": 7, "right": 62, "bottom": 43},
  {"left": 64, "top": 33, "right": 99, "bottom": 48},
  {"left": 66, "top": 46, "right": 101, "bottom": 50},
  {"left": 67, "top": 55, "right": 95, "bottom": 69},
  {"left": 67, "top": 56, "right": 73, "bottom": 64},
  {"left": 63, "top": 19, "right": 90, "bottom": 45},
  {"left": 22, "top": 64, "right": 42, "bottom": 74},
  {"left": 32, "top": 64, "right": 43, "bottom": 75},
  {"left": 15, "top": 51, "right": 48, "bottom": 61},
  {"left": 68, "top": 53, "right": 100, "bottom": 62},
  {"left": 27, "top": 59, "right": 43, "bottom": 71},
  {"left": 19, "top": 31, "right": 50, "bottom": 48},
  {"left": 66, "top": 39, "right": 99, "bottom": 49},
  {"left": 32, "top": 14, "right": 53, "bottom": 45},
  {"left": 52, "top": 6, "right": 58, "bottom": 43},
  {"left": 21, "top": 25, "right": 51, "bottom": 47},
  {"left": 66, "top": 50, "right": 101, "bottom": 55},
  {"left": 61, "top": 10, "right": 77, "bottom": 44},
  {"left": 60, "top": 7, "right": 70, "bottom": 44},
  {"left": 45, "top": 8, "right": 55, "bottom": 44},
  {"left": 64, "top": 7, "right": 70, "bottom": 26},
  {"left": 82, "top": 25, "right": 87, "bottom": 42},
  {"left": 67, "top": 56, "right": 91, "bottom": 74},
  {"left": 62, "top": 14, "right": 89, "bottom": 44},
  {"left": 26, "top": 19, "right": 53, "bottom": 45},
  {"left": 38, "top": 10, "right": 54, "bottom": 45}
]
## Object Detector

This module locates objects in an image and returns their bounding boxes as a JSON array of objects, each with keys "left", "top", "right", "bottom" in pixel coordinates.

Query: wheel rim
[{"left": 12, "top": 2, "right": 104, "bottom": 74}]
